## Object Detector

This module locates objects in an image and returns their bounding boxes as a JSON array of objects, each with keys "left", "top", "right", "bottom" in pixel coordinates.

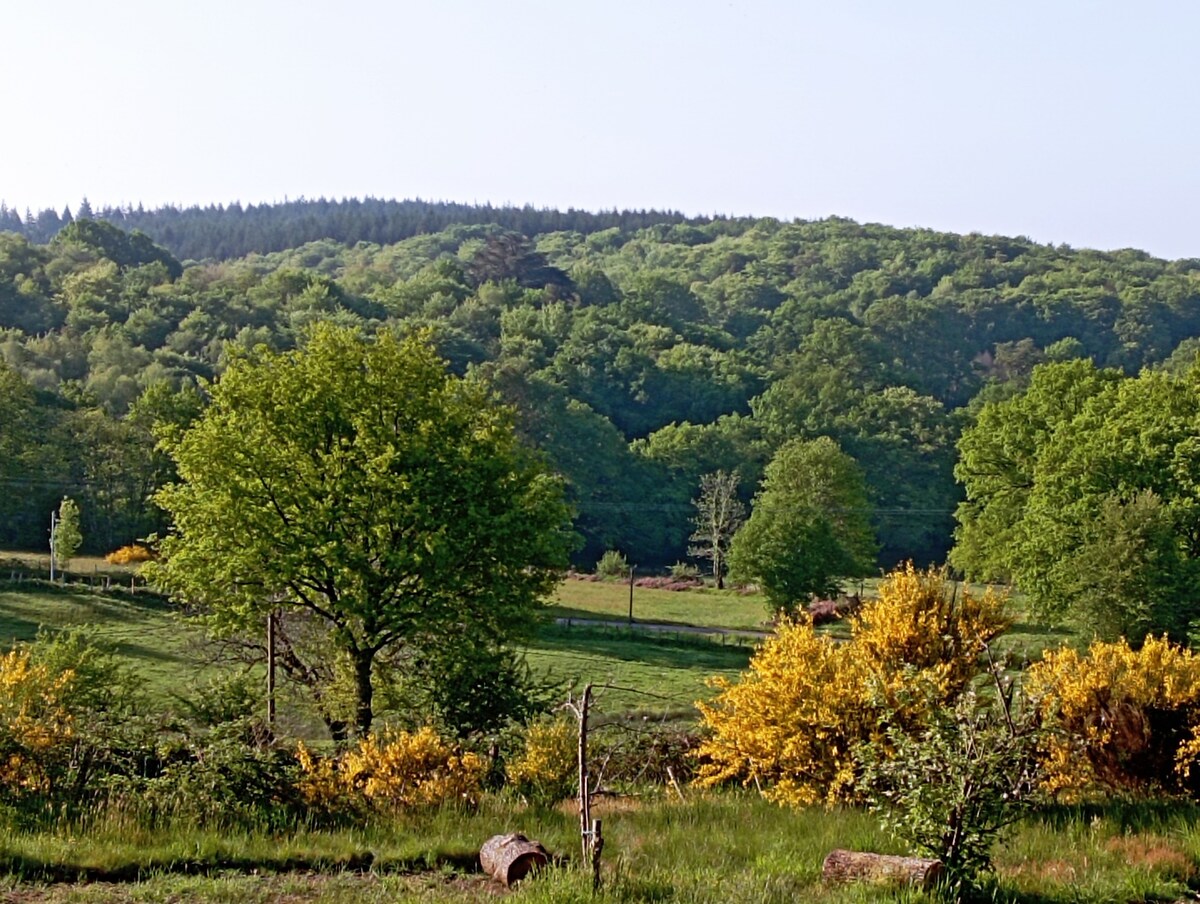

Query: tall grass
[{"left": 3, "top": 792, "right": 1200, "bottom": 901}]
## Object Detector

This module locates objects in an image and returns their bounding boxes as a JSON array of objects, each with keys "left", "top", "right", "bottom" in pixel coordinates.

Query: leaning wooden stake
[
  {"left": 822, "top": 850, "right": 944, "bottom": 889},
  {"left": 577, "top": 684, "right": 592, "bottom": 862},
  {"left": 564, "top": 684, "right": 604, "bottom": 890},
  {"left": 480, "top": 833, "right": 550, "bottom": 886}
]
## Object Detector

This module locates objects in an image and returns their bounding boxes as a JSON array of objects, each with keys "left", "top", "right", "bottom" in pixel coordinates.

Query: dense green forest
[{"left": 3, "top": 199, "right": 1199, "bottom": 568}]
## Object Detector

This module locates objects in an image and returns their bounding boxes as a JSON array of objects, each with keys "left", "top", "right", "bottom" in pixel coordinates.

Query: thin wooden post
[
  {"left": 627, "top": 567, "right": 634, "bottom": 624},
  {"left": 590, "top": 818, "right": 603, "bottom": 891},
  {"left": 48, "top": 510, "right": 56, "bottom": 583}
]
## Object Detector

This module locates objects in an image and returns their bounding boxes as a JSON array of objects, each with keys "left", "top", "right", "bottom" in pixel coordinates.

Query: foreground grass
[{"left": 4, "top": 794, "right": 1200, "bottom": 902}]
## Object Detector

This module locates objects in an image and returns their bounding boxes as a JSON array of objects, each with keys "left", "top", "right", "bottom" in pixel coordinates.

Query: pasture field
[
  {"left": 550, "top": 577, "right": 769, "bottom": 632},
  {"left": 0, "top": 572, "right": 1074, "bottom": 723},
  {"left": 0, "top": 577, "right": 756, "bottom": 722}
]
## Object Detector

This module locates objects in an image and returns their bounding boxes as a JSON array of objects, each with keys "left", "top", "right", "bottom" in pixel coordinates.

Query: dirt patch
[{"left": 1103, "top": 836, "right": 1195, "bottom": 879}]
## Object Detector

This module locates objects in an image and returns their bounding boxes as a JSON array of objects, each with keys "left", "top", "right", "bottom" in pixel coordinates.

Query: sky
[{"left": 3, "top": 0, "right": 1198, "bottom": 258}]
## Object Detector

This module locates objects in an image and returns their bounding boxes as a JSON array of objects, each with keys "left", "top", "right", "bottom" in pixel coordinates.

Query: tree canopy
[
  {"left": 953, "top": 360, "right": 1200, "bottom": 640},
  {"left": 149, "top": 324, "right": 574, "bottom": 736},
  {"left": 729, "top": 436, "right": 876, "bottom": 611}
]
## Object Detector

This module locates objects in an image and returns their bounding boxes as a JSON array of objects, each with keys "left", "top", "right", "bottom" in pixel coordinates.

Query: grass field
[
  {"left": 0, "top": 577, "right": 755, "bottom": 722},
  {"left": 550, "top": 578, "right": 769, "bottom": 632},
  {"left": 0, "top": 585, "right": 224, "bottom": 700},
  {"left": 0, "top": 572, "right": 1076, "bottom": 725}
]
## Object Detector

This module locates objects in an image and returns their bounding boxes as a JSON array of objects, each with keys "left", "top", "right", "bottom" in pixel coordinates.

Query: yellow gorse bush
[
  {"left": 506, "top": 716, "right": 577, "bottom": 804},
  {"left": 0, "top": 648, "right": 77, "bottom": 794},
  {"left": 296, "top": 726, "right": 485, "bottom": 812},
  {"left": 104, "top": 545, "right": 154, "bottom": 565},
  {"left": 696, "top": 564, "right": 1008, "bottom": 807},
  {"left": 1027, "top": 636, "right": 1200, "bottom": 796}
]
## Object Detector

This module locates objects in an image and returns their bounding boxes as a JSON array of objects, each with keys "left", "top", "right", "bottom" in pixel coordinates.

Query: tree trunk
[
  {"left": 480, "top": 833, "right": 550, "bottom": 886},
  {"left": 821, "top": 850, "right": 944, "bottom": 889},
  {"left": 352, "top": 650, "right": 374, "bottom": 737}
]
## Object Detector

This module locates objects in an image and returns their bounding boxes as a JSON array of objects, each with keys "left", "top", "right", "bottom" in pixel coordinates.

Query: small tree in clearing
[
  {"left": 52, "top": 498, "right": 82, "bottom": 572},
  {"left": 688, "top": 470, "right": 745, "bottom": 589}
]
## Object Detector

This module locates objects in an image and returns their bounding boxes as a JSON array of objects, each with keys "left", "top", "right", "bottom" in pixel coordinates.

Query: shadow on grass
[
  {"left": 0, "top": 849, "right": 482, "bottom": 883},
  {"left": 1033, "top": 797, "right": 1200, "bottom": 834},
  {"left": 530, "top": 623, "right": 753, "bottom": 672}
]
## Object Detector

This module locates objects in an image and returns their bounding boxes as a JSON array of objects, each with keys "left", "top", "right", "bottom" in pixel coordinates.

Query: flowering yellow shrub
[
  {"left": 0, "top": 649, "right": 76, "bottom": 795},
  {"left": 852, "top": 564, "right": 1009, "bottom": 711},
  {"left": 696, "top": 564, "right": 1008, "bottom": 806},
  {"left": 104, "top": 545, "right": 154, "bottom": 565},
  {"left": 507, "top": 716, "right": 577, "bottom": 804},
  {"left": 296, "top": 727, "right": 485, "bottom": 813},
  {"left": 1027, "top": 636, "right": 1200, "bottom": 796}
]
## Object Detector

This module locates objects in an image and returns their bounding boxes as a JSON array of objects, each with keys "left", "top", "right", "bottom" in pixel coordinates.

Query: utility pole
[
  {"left": 627, "top": 566, "right": 635, "bottom": 624},
  {"left": 48, "top": 510, "right": 57, "bottom": 582}
]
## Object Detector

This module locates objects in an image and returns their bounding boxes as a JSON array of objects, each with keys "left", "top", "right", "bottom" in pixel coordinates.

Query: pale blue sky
[{"left": 4, "top": 1, "right": 1197, "bottom": 258}]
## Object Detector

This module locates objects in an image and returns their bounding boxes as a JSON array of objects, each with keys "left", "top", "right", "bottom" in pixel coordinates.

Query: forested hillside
[{"left": 3, "top": 201, "right": 1199, "bottom": 567}]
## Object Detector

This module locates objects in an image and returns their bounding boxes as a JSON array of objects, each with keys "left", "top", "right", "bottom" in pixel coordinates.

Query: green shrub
[
  {"left": 856, "top": 683, "right": 1044, "bottom": 897},
  {"left": 669, "top": 561, "right": 700, "bottom": 579},
  {"left": 595, "top": 549, "right": 629, "bottom": 579}
]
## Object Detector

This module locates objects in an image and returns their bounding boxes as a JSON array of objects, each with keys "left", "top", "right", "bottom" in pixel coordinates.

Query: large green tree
[
  {"left": 953, "top": 360, "right": 1200, "bottom": 640},
  {"left": 729, "top": 436, "right": 876, "bottom": 613},
  {"left": 150, "top": 325, "right": 573, "bottom": 737}
]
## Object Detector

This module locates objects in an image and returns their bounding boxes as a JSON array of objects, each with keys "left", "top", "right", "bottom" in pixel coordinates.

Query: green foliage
[
  {"left": 595, "top": 549, "right": 630, "bottom": 579},
  {"left": 378, "top": 639, "right": 560, "bottom": 737},
  {"left": 148, "top": 324, "right": 573, "bottom": 737},
  {"left": 669, "top": 560, "right": 700, "bottom": 579},
  {"left": 8, "top": 204, "right": 1200, "bottom": 583},
  {"left": 0, "top": 629, "right": 146, "bottom": 825},
  {"left": 857, "top": 685, "right": 1044, "bottom": 896},
  {"left": 954, "top": 360, "right": 1200, "bottom": 640},
  {"left": 728, "top": 437, "right": 875, "bottom": 612}
]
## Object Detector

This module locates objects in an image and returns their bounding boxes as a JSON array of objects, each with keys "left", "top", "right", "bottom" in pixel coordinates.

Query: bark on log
[
  {"left": 480, "top": 833, "right": 550, "bottom": 886},
  {"left": 821, "top": 849, "right": 945, "bottom": 889}
]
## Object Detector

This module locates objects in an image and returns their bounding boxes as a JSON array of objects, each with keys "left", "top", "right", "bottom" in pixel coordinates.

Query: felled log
[
  {"left": 480, "top": 833, "right": 550, "bottom": 886},
  {"left": 821, "top": 849, "right": 944, "bottom": 889}
]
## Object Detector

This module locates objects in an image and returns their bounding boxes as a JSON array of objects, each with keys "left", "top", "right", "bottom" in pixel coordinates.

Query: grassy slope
[
  {"left": 0, "top": 579, "right": 755, "bottom": 720},
  {"left": 0, "top": 575, "right": 1075, "bottom": 723},
  {"left": 0, "top": 585, "right": 222, "bottom": 700}
]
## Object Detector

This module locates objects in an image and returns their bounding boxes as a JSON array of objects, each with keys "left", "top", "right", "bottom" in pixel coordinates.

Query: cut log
[
  {"left": 480, "top": 833, "right": 550, "bottom": 886},
  {"left": 821, "top": 849, "right": 945, "bottom": 889}
]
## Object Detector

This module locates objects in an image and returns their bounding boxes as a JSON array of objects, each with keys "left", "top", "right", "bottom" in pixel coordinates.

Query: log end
[{"left": 480, "top": 833, "right": 551, "bottom": 886}]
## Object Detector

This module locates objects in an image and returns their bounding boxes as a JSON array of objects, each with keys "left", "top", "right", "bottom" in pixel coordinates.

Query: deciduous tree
[
  {"left": 728, "top": 436, "right": 875, "bottom": 612},
  {"left": 149, "top": 325, "right": 573, "bottom": 737},
  {"left": 688, "top": 470, "right": 745, "bottom": 589}
]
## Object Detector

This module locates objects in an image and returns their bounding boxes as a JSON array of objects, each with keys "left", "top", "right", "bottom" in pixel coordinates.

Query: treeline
[
  {"left": 2, "top": 209, "right": 1200, "bottom": 568},
  {"left": 0, "top": 197, "right": 709, "bottom": 262}
]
